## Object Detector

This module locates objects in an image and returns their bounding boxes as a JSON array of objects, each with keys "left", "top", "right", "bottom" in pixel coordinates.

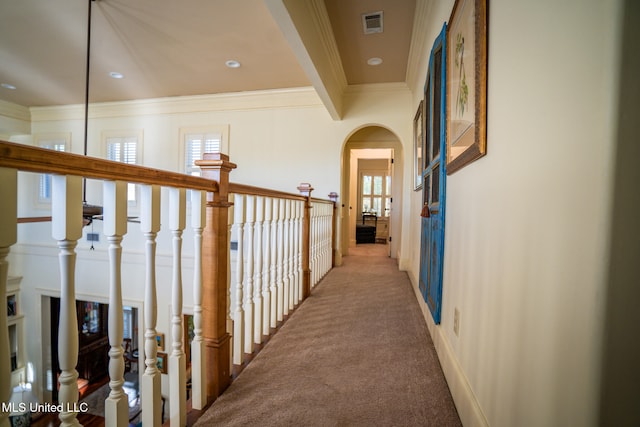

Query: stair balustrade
[{"left": 0, "top": 140, "right": 337, "bottom": 426}]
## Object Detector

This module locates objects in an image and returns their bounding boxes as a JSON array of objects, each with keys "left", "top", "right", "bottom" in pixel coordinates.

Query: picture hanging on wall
[
  {"left": 446, "top": 0, "right": 488, "bottom": 174},
  {"left": 413, "top": 100, "right": 424, "bottom": 190},
  {"left": 157, "top": 351, "right": 168, "bottom": 374},
  {"left": 156, "top": 333, "right": 165, "bottom": 351}
]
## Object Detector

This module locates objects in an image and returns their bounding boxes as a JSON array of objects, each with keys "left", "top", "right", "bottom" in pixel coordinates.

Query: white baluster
[
  {"left": 323, "top": 205, "right": 328, "bottom": 276},
  {"left": 316, "top": 203, "right": 322, "bottom": 281},
  {"left": 103, "top": 180, "right": 128, "bottom": 427},
  {"left": 269, "top": 199, "right": 279, "bottom": 329},
  {"left": 169, "top": 188, "right": 186, "bottom": 427},
  {"left": 293, "top": 201, "right": 301, "bottom": 305},
  {"left": 276, "top": 199, "right": 285, "bottom": 323},
  {"left": 322, "top": 205, "right": 327, "bottom": 278},
  {"left": 313, "top": 204, "right": 320, "bottom": 286},
  {"left": 319, "top": 205, "right": 325, "bottom": 281},
  {"left": 282, "top": 200, "right": 290, "bottom": 316},
  {"left": 0, "top": 168, "right": 17, "bottom": 427},
  {"left": 191, "top": 190, "right": 206, "bottom": 410},
  {"left": 327, "top": 206, "right": 332, "bottom": 272},
  {"left": 326, "top": 204, "right": 331, "bottom": 275},
  {"left": 262, "top": 197, "right": 272, "bottom": 337},
  {"left": 232, "top": 194, "right": 245, "bottom": 365},
  {"left": 53, "top": 175, "right": 83, "bottom": 427},
  {"left": 310, "top": 204, "right": 317, "bottom": 288},
  {"left": 287, "top": 200, "right": 295, "bottom": 311},
  {"left": 140, "top": 185, "right": 162, "bottom": 427},
  {"left": 243, "top": 195, "right": 255, "bottom": 356},
  {"left": 253, "top": 197, "right": 264, "bottom": 345},
  {"left": 318, "top": 204, "right": 324, "bottom": 280}
]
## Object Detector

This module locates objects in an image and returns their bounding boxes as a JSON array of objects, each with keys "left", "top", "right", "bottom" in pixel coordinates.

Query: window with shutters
[
  {"left": 184, "top": 133, "right": 222, "bottom": 176},
  {"left": 103, "top": 131, "right": 142, "bottom": 203},
  {"left": 35, "top": 134, "right": 70, "bottom": 204},
  {"left": 180, "top": 126, "right": 229, "bottom": 176},
  {"left": 360, "top": 172, "right": 391, "bottom": 218}
]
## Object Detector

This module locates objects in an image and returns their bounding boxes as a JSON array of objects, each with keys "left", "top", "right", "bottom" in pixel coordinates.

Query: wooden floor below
[{"left": 31, "top": 411, "right": 106, "bottom": 427}]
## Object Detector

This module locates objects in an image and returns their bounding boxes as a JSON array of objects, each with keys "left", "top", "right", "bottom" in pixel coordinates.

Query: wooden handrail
[
  {"left": 0, "top": 140, "right": 218, "bottom": 192},
  {"left": 17, "top": 216, "right": 52, "bottom": 223},
  {"left": 229, "top": 185, "right": 335, "bottom": 207},
  {"left": 310, "top": 197, "right": 334, "bottom": 204},
  {"left": 0, "top": 141, "right": 337, "bottom": 205},
  {"left": 229, "top": 183, "right": 306, "bottom": 201}
]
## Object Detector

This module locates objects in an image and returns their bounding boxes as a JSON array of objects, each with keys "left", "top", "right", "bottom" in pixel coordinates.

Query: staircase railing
[
  {"left": 0, "top": 141, "right": 337, "bottom": 427},
  {"left": 224, "top": 183, "right": 334, "bottom": 372}
]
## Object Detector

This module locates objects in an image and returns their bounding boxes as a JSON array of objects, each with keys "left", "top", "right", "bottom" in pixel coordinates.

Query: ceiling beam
[{"left": 264, "top": 0, "right": 347, "bottom": 120}]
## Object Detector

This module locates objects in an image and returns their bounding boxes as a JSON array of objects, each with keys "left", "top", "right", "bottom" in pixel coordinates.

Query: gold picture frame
[
  {"left": 157, "top": 351, "right": 168, "bottom": 374},
  {"left": 156, "top": 332, "right": 165, "bottom": 351},
  {"left": 413, "top": 100, "right": 424, "bottom": 190},
  {"left": 446, "top": 0, "right": 488, "bottom": 174}
]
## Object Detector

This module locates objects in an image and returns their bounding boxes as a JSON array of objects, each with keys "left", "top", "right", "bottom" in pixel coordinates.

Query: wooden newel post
[
  {"left": 196, "top": 153, "right": 237, "bottom": 403},
  {"left": 328, "top": 192, "right": 339, "bottom": 268},
  {"left": 298, "top": 183, "right": 313, "bottom": 299}
]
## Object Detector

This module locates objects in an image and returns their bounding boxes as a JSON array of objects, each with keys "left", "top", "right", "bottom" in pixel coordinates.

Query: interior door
[
  {"left": 419, "top": 24, "right": 447, "bottom": 324},
  {"left": 359, "top": 168, "right": 392, "bottom": 241}
]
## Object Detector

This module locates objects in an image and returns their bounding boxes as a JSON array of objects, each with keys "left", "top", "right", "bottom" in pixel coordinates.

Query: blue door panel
[{"left": 419, "top": 23, "right": 446, "bottom": 324}]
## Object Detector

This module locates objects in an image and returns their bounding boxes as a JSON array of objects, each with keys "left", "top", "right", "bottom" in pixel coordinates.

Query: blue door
[{"left": 419, "top": 24, "right": 447, "bottom": 324}]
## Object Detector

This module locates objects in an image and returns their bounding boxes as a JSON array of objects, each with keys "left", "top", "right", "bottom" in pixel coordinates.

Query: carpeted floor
[{"left": 195, "top": 243, "right": 462, "bottom": 427}]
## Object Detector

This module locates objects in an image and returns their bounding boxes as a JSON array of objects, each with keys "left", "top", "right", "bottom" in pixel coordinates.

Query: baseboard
[{"left": 409, "top": 279, "right": 489, "bottom": 427}]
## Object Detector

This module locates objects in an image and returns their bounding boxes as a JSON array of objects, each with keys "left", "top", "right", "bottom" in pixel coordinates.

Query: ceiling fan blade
[{"left": 17, "top": 216, "right": 52, "bottom": 223}]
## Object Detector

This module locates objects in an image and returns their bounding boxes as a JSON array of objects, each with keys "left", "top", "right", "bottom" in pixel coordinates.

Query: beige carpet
[{"left": 195, "top": 243, "right": 461, "bottom": 426}]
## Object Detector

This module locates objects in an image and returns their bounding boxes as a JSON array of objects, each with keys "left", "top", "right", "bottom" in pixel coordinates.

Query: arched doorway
[{"left": 340, "top": 126, "right": 404, "bottom": 259}]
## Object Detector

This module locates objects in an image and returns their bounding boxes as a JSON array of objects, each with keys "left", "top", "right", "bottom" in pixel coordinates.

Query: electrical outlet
[{"left": 453, "top": 308, "right": 460, "bottom": 337}]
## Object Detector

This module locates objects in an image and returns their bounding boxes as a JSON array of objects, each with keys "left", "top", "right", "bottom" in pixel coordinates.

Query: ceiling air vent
[{"left": 362, "top": 11, "right": 383, "bottom": 34}]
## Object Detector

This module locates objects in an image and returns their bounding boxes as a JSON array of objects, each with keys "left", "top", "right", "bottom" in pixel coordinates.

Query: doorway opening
[{"left": 340, "top": 126, "right": 403, "bottom": 259}]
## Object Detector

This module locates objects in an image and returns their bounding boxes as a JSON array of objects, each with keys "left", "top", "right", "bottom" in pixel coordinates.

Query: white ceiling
[{"left": 0, "top": 0, "right": 417, "bottom": 118}]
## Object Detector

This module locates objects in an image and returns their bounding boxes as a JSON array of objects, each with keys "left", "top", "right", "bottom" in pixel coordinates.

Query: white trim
[
  {"left": 344, "top": 82, "right": 411, "bottom": 95},
  {"left": 408, "top": 271, "right": 489, "bottom": 427},
  {"left": 29, "top": 87, "right": 324, "bottom": 122},
  {"left": 0, "top": 99, "right": 30, "bottom": 122}
]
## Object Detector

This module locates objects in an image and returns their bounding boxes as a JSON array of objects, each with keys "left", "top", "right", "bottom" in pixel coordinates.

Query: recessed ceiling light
[
  {"left": 367, "top": 57, "right": 383, "bottom": 66},
  {"left": 1, "top": 83, "right": 17, "bottom": 90},
  {"left": 109, "top": 71, "right": 124, "bottom": 79},
  {"left": 225, "top": 60, "right": 241, "bottom": 68}
]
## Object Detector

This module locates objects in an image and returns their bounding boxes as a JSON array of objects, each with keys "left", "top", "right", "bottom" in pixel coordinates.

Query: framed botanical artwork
[
  {"left": 157, "top": 351, "right": 168, "bottom": 374},
  {"left": 156, "top": 333, "right": 165, "bottom": 351},
  {"left": 446, "top": 0, "right": 488, "bottom": 174},
  {"left": 413, "top": 100, "right": 424, "bottom": 190}
]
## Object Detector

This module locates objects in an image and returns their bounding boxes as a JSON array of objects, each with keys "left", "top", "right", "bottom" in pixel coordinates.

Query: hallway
[{"left": 195, "top": 243, "right": 461, "bottom": 426}]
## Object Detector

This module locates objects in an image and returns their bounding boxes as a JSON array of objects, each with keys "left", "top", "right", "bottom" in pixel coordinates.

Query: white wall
[
  {"left": 406, "top": 0, "right": 622, "bottom": 426},
  {"left": 0, "top": 100, "right": 30, "bottom": 138}
]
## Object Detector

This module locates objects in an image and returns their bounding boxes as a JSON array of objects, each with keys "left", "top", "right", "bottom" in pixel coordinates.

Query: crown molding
[
  {"left": 0, "top": 99, "right": 31, "bottom": 122},
  {"left": 344, "top": 82, "right": 411, "bottom": 95},
  {"left": 406, "top": 0, "right": 433, "bottom": 93},
  {"left": 265, "top": 0, "right": 344, "bottom": 120},
  {"left": 308, "top": 0, "right": 348, "bottom": 90},
  {"left": 29, "top": 87, "right": 324, "bottom": 122}
]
